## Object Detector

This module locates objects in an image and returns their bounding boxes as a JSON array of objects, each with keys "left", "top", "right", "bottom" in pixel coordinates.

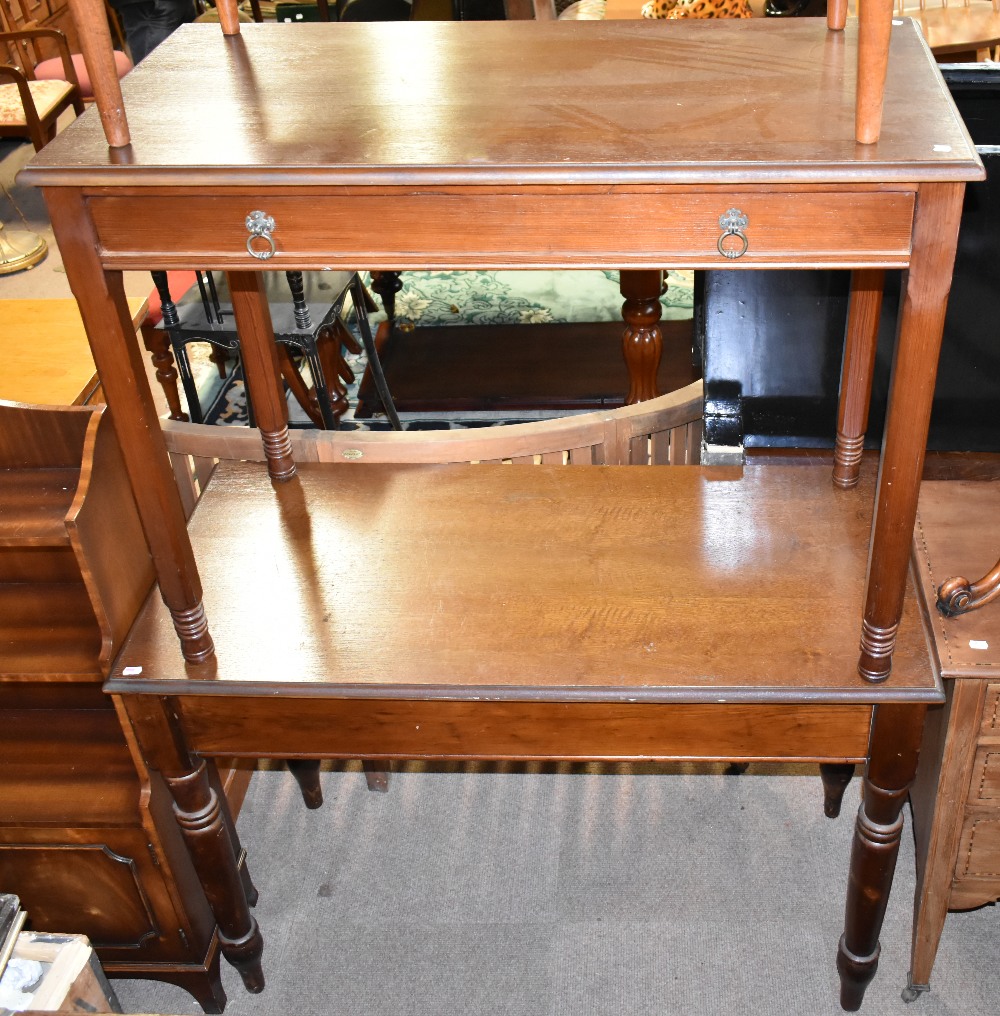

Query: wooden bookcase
[{"left": 0, "top": 400, "right": 245, "bottom": 1013}]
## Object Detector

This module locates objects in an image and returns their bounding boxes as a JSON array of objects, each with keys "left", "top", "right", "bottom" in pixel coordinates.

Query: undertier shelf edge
[{"left": 108, "top": 461, "right": 939, "bottom": 703}]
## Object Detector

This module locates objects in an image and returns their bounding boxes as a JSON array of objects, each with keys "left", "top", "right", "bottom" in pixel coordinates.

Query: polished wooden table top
[
  {"left": 21, "top": 19, "right": 980, "bottom": 188},
  {"left": 106, "top": 460, "right": 938, "bottom": 703}
]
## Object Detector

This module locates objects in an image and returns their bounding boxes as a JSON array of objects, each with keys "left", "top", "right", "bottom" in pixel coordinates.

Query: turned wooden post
[
  {"left": 833, "top": 269, "right": 885, "bottom": 489},
  {"left": 44, "top": 188, "right": 214, "bottom": 663},
  {"left": 226, "top": 272, "right": 296, "bottom": 482},
  {"left": 838, "top": 703, "right": 926, "bottom": 1010},
  {"left": 117, "top": 694, "right": 264, "bottom": 992},
  {"left": 620, "top": 269, "right": 664, "bottom": 405},
  {"left": 858, "top": 183, "right": 964, "bottom": 682}
]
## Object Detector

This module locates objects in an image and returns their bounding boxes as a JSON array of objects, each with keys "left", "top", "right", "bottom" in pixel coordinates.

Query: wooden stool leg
[
  {"left": 833, "top": 270, "right": 884, "bottom": 489},
  {"left": 838, "top": 703, "right": 926, "bottom": 1011},
  {"left": 620, "top": 269, "right": 664, "bottom": 405},
  {"left": 820, "top": 763, "right": 856, "bottom": 819},
  {"left": 859, "top": 182, "right": 964, "bottom": 682},
  {"left": 226, "top": 271, "right": 296, "bottom": 481},
  {"left": 286, "top": 760, "right": 324, "bottom": 809}
]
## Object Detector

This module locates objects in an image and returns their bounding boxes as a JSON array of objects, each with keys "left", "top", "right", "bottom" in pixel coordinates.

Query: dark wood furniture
[
  {"left": 907, "top": 480, "right": 1000, "bottom": 1000},
  {"left": 144, "top": 269, "right": 358, "bottom": 428},
  {"left": 20, "top": 7, "right": 982, "bottom": 1011},
  {"left": 0, "top": 401, "right": 249, "bottom": 1013}
]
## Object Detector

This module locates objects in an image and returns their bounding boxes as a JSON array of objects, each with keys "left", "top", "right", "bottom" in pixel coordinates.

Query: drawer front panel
[
  {"left": 982, "top": 684, "right": 1000, "bottom": 732},
  {"left": 970, "top": 745, "right": 1000, "bottom": 802},
  {"left": 956, "top": 814, "right": 1000, "bottom": 879},
  {"left": 87, "top": 190, "right": 916, "bottom": 270}
]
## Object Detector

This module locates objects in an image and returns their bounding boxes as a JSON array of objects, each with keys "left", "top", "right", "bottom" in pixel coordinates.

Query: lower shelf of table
[{"left": 109, "top": 459, "right": 939, "bottom": 710}]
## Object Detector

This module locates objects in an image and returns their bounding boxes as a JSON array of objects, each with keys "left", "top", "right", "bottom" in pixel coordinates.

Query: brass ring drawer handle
[
  {"left": 246, "top": 210, "right": 276, "bottom": 260},
  {"left": 717, "top": 208, "right": 749, "bottom": 260}
]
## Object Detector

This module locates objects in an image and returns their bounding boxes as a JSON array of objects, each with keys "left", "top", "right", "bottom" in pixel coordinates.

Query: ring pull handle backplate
[
  {"left": 717, "top": 208, "right": 749, "bottom": 260},
  {"left": 245, "top": 210, "right": 276, "bottom": 260}
]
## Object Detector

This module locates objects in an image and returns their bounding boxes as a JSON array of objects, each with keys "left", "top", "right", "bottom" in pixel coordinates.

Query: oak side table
[{"left": 21, "top": 16, "right": 983, "bottom": 1012}]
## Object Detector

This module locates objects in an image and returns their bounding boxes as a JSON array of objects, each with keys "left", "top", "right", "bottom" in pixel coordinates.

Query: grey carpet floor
[{"left": 113, "top": 762, "right": 1000, "bottom": 1016}]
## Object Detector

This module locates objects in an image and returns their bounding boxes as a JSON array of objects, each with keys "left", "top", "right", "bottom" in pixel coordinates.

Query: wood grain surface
[
  {"left": 21, "top": 21, "right": 982, "bottom": 188},
  {"left": 108, "top": 460, "right": 938, "bottom": 702}
]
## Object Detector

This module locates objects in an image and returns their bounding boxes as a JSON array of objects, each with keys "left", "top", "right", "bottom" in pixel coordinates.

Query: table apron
[
  {"left": 169, "top": 696, "right": 874, "bottom": 763},
  {"left": 85, "top": 189, "right": 916, "bottom": 271}
]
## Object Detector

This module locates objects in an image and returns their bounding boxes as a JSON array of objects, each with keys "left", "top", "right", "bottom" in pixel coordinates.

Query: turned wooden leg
[
  {"left": 370, "top": 270, "right": 403, "bottom": 328},
  {"left": 838, "top": 704, "right": 926, "bottom": 1011},
  {"left": 833, "top": 269, "right": 884, "bottom": 489},
  {"left": 363, "top": 760, "right": 390, "bottom": 792},
  {"left": 141, "top": 321, "right": 189, "bottom": 422},
  {"left": 227, "top": 272, "right": 296, "bottom": 482},
  {"left": 286, "top": 760, "right": 324, "bottom": 809},
  {"left": 620, "top": 269, "right": 663, "bottom": 405},
  {"left": 46, "top": 189, "right": 212, "bottom": 663},
  {"left": 859, "top": 182, "right": 964, "bottom": 682},
  {"left": 118, "top": 695, "right": 264, "bottom": 994},
  {"left": 820, "top": 763, "right": 856, "bottom": 819}
]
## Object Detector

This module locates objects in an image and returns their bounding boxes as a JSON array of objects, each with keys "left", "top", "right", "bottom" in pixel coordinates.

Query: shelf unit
[{"left": 0, "top": 401, "right": 247, "bottom": 1012}]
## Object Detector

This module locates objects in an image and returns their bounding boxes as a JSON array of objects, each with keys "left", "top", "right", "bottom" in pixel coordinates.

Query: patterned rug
[{"left": 195, "top": 269, "right": 695, "bottom": 430}]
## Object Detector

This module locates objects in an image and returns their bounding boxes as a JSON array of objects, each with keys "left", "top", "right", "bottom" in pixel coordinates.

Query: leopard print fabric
[{"left": 641, "top": 0, "right": 752, "bottom": 19}]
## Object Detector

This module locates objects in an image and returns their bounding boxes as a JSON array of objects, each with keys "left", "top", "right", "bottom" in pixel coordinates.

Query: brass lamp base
[{"left": 0, "top": 221, "right": 47, "bottom": 275}]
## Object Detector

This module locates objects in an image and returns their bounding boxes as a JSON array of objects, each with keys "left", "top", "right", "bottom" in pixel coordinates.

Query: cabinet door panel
[{"left": 0, "top": 835, "right": 161, "bottom": 951}]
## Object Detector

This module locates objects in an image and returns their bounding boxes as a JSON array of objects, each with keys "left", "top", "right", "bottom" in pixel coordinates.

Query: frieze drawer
[{"left": 85, "top": 189, "right": 917, "bottom": 271}]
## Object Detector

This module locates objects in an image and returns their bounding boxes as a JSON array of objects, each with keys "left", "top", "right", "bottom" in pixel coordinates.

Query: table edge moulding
[{"left": 16, "top": 2, "right": 984, "bottom": 1012}]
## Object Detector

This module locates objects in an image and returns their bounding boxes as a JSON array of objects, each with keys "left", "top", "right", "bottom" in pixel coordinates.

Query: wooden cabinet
[
  {"left": 0, "top": 401, "right": 245, "bottom": 1013},
  {"left": 907, "top": 480, "right": 1000, "bottom": 999}
]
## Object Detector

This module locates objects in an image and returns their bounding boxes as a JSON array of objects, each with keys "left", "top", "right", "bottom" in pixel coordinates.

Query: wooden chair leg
[
  {"left": 286, "top": 760, "right": 323, "bottom": 809},
  {"left": 141, "top": 321, "right": 189, "bottom": 421},
  {"left": 362, "top": 760, "right": 390, "bottom": 792},
  {"left": 819, "top": 762, "right": 856, "bottom": 818}
]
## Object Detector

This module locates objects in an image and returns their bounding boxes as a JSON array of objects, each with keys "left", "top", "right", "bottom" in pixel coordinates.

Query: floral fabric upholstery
[{"left": 0, "top": 78, "right": 75, "bottom": 126}]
